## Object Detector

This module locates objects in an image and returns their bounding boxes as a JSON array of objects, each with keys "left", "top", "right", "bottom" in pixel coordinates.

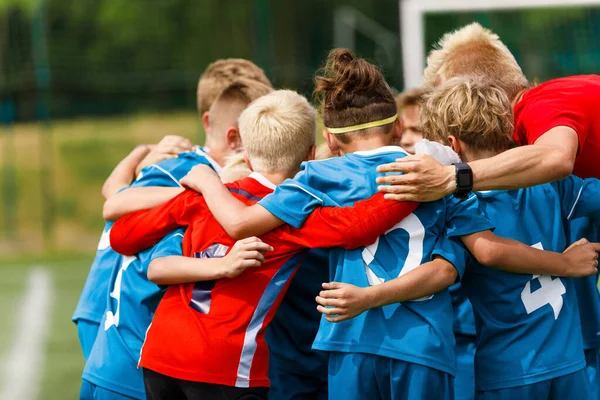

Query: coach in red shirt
[{"left": 378, "top": 23, "right": 600, "bottom": 200}]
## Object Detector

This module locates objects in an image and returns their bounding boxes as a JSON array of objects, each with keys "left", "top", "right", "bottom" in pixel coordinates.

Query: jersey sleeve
[
  {"left": 110, "top": 190, "right": 203, "bottom": 255},
  {"left": 444, "top": 194, "right": 494, "bottom": 237},
  {"left": 431, "top": 235, "right": 470, "bottom": 279},
  {"left": 132, "top": 152, "right": 215, "bottom": 188},
  {"left": 518, "top": 93, "right": 588, "bottom": 149},
  {"left": 258, "top": 165, "right": 332, "bottom": 228},
  {"left": 149, "top": 229, "right": 185, "bottom": 261},
  {"left": 553, "top": 175, "right": 600, "bottom": 220},
  {"left": 271, "top": 193, "right": 419, "bottom": 250}
]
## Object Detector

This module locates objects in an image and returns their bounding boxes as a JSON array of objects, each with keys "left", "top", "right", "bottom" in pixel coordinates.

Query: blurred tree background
[{"left": 0, "top": 0, "right": 599, "bottom": 255}]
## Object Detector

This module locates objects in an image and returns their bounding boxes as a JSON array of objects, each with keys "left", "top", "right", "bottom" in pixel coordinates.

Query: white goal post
[{"left": 400, "top": 0, "right": 600, "bottom": 89}]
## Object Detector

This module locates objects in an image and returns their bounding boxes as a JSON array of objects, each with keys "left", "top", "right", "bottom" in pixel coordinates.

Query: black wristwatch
[{"left": 453, "top": 162, "right": 473, "bottom": 200}]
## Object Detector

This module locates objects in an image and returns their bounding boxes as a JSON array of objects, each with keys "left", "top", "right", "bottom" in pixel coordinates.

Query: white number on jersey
[
  {"left": 361, "top": 213, "right": 432, "bottom": 301},
  {"left": 104, "top": 255, "right": 137, "bottom": 330},
  {"left": 520, "top": 242, "right": 566, "bottom": 320}
]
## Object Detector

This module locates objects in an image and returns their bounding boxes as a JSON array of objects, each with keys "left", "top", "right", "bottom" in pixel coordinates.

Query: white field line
[{"left": 0, "top": 267, "right": 52, "bottom": 400}]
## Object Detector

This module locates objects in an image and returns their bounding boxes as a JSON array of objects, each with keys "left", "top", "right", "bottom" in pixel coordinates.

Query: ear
[
  {"left": 392, "top": 116, "right": 404, "bottom": 142},
  {"left": 243, "top": 153, "right": 254, "bottom": 172},
  {"left": 305, "top": 145, "right": 316, "bottom": 161},
  {"left": 447, "top": 135, "right": 462, "bottom": 154},
  {"left": 323, "top": 129, "right": 340, "bottom": 156},
  {"left": 225, "top": 127, "right": 242, "bottom": 150},
  {"left": 202, "top": 112, "right": 211, "bottom": 133}
]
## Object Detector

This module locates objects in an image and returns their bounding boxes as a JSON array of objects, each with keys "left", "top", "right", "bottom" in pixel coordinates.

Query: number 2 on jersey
[
  {"left": 520, "top": 242, "right": 566, "bottom": 320},
  {"left": 361, "top": 213, "right": 432, "bottom": 301}
]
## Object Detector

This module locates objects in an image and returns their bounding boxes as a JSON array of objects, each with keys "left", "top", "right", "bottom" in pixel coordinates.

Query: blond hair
[
  {"left": 239, "top": 90, "right": 316, "bottom": 173},
  {"left": 420, "top": 76, "right": 515, "bottom": 153},
  {"left": 220, "top": 152, "right": 251, "bottom": 183},
  {"left": 197, "top": 59, "right": 272, "bottom": 115},
  {"left": 424, "top": 23, "right": 528, "bottom": 100}
]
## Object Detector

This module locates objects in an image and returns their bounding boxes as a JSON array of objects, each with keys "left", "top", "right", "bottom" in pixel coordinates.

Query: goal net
[{"left": 400, "top": 0, "right": 600, "bottom": 89}]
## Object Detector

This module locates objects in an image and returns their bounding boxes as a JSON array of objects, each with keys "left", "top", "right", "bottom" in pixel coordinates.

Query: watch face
[{"left": 457, "top": 171, "right": 472, "bottom": 186}]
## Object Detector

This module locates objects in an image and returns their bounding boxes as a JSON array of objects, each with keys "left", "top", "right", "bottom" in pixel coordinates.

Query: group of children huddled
[{"left": 74, "top": 22, "right": 600, "bottom": 400}]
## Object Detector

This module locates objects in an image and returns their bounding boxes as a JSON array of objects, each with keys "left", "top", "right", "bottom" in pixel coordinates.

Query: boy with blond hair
[
  {"left": 80, "top": 78, "right": 272, "bottom": 400},
  {"left": 419, "top": 76, "right": 600, "bottom": 399},
  {"left": 108, "top": 89, "right": 419, "bottom": 400}
]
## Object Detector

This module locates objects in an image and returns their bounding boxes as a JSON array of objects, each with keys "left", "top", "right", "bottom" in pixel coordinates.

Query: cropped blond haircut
[
  {"left": 421, "top": 76, "right": 515, "bottom": 153},
  {"left": 424, "top": 23, "right": 528, "bottom": 100},
  {"left": 239, "top": 90, "right": 317, "bottom": 173},
  {"left": 197, "top": 59, "right": 272, "bottom": 115}
]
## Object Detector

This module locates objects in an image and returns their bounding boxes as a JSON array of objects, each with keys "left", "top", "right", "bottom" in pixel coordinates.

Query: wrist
[
  {"left": 363, "top": 286, "right": 381, "bottom": 310},
  {"left": 444, "top": 165, "right": 457, "bottom": 196}
]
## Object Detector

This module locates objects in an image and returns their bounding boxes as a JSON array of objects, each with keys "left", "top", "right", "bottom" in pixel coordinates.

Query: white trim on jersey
[
  {"left": 567, "top": 184, "right": 585, "bottom": 220},
  {"left": 288, "top": 184, "right": 323, "bottom": 203},
  {"left": 249, "top": 172, "right": 276, "bottom": 190},
  {"left": 353, "top": 145, "right": 408, "bottom": 157},
  {"left": 195, "top": 146, "right": 223, "bottom": 174},
  {"left": 149, "top": 164, "right": 183, "bottom": 188}
]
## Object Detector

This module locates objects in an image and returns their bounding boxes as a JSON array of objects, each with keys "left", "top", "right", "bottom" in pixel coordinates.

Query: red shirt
[
  {"left": 110, "top": 173, "right": 416, "bottom": 388},
  {"left": 513, "top": 75, "right": 600, "bottom": 178}
]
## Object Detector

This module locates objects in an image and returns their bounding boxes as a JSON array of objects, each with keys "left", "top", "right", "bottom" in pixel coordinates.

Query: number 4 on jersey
[{"left": 520, "top": 242, "right": 566, "bottom": 320}]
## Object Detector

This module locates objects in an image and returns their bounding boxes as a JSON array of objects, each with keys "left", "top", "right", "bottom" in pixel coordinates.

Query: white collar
[
  {"left": 194, "top": 146, "right": 223, "bottom": 173},
  {"left": 249, "top": 172, "right": 276, "bottom": 190},
  {"left": 352, "top": 146, "right": 408, "bottom": 157}
]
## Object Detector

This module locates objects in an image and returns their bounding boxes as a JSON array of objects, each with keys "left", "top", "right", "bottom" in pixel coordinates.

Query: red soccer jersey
[
  {"left": 110, "top": 173, "right": 417, "bottom": 388},
  {"left": 513, "top": 75, "right": 600, "bottom": 178}
]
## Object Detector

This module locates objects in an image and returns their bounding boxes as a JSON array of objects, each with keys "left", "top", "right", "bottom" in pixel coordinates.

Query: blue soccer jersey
[
  {"left": 83, "top": 229, "right": 184, "bottom": 398},
  {"left": 568, "top": 215, "right": 600, "bottom": 350},
  {"left": 72, "top": 147, "right": 220, "bottom": 357},
  {"left": 258, "top": 146, "right": 493, "bottom": 375},
  {"left": 461, "top": 176, "right": 600, "bottom": 391}
]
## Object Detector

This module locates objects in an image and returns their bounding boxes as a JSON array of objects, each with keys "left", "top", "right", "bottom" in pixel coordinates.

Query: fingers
[
  {"left": 590, "top": 242, "right": 600, "bottom": 252},
  {"left": 241, "top": 251, "right": 266, "bottom": 264},
  {"left": 315, "top": 295, "right": 344, "bottom": 307},
  {"left": 240, "top": 259, "right": 263, "bottom": 268},
  {"left": 322, "top": 282, "right": 343, "bottom": 290},
  {"left": 316, "top": 305, "right": 344, "bottom": 316},
  {"left": 325, "top": 315, "right": 348, "bottom": 323},
  {"left": 317, "top": 289, "right": 342, "bottom": 299},
  {"left": 382, "top": 193, "right": 418, "bottom": 202},
  {"left": 376, "top": 157, "right": 421, "bottom": 173}
]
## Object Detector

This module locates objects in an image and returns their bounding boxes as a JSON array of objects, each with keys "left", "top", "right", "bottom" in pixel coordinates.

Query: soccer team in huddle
[{"left": 73, "top": 22, "right": 600, "bottom": 400}]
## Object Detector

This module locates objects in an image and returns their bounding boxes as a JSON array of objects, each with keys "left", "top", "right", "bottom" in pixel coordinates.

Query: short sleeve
[
  {"left": 132, "top": 153, "right": 215, "bottom": 189},
  {"left": 432, "top": 235, "right": 471, "bottom": 279},
  {"left": 258, "top": 166, "right": 332, "bottom": 228},
  {"left": 553, "top": 175, "right": 600, "bottom": 220},
  {"left": 518, "top": 91, "right": 588, "bottom": 149},
  {"left": 149, "top": 229, "right": 185, "bottom": 261},
  {"left": 444, "top": 194, "right": 494, "bottom": 237}
]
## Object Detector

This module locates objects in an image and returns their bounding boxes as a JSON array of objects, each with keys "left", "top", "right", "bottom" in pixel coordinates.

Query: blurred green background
[{"left": 1, "top": 2, "right": 600, "bottom": 398}]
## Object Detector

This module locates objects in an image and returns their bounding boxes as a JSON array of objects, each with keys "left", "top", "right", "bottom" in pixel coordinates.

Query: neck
[
  {"left": 256, "top": 170, "right": 298, "bottom": 186},
  {"left": 338, "top": 136, "right": 392, "bottom": 155},
  {"left": 511, "top": 88, "right": 527, "bottom": 108},
  {"left": 202, "top": 136, "right": 227, "bottom": 166}
]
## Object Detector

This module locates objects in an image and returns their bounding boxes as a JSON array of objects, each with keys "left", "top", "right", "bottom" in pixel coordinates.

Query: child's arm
[
  {"left": 460, "top": 230, "right": 599, "bottom": 277},
  {"left": 135, "top": 134, "right": 194, "bottom": 176},
  {"left": 316, "top": 256, "right": 456, "bottom": 322},
  {"left": 102, "top": 145, "right": 151, "bottom": 199},
  {"left": 180, "top": 164, "right": 283, "bottom": 239},
  {"left": 110, "top": 190, "right": 202, "bottom": 255},
  {"left": 103, "top": 187, "right": 184, "bottom": 221},
  {"left": 148, "top": 237, "right": 273, "bottom": 285}
]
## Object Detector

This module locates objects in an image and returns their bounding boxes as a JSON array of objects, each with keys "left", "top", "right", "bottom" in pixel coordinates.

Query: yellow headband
[{"left": 325, "top": 114, "right": 398, "bottom": 135}]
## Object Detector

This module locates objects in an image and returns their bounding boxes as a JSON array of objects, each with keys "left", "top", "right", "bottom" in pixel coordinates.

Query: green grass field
[{"left": 0, "top": 253, "right": 93, "bottom": 399}]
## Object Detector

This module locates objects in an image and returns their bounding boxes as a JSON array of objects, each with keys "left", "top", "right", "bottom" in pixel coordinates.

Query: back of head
[
  {"left": 420, "top": 76, "right": 515, "bottom": 153},
  {"left": 219, "top": 152, "right": 251, "bottom": 183},
  {"left": 424, "top": 23, "right": 528, "bottom": 100},
  {"left": 197, "top": 58, "right": 272, "bottom": 115},
  {"left": 396, "top": 87, "right": 428, "bottom": 113},
  {"left": 314, "top": 49, "right": 397, "bottom": 144},
  {"left": 239, "top": 90, "right": 316, "bottom": 174},
  {"left": 209, "top": 78, "right": 274, "bottom": 133}
]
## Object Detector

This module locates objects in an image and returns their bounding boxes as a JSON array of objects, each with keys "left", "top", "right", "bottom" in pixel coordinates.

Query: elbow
[
  {"left": 549, "top": 148, "right": 575, "bottom": 180},
  {"left": 103, "top": 200, "right": 120, "bottom": 221},
  {"left": 147, "top": 260, "right": 166, "bottom": 285},
  {"left": 441, "top": 263, "right": 459, "bottom": 287},
  {"left": 474, "top": 244, "right": 502, "bottom": 267},
  {"left": 226, "top": 218, "right": 250, "bottom": 240}
]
